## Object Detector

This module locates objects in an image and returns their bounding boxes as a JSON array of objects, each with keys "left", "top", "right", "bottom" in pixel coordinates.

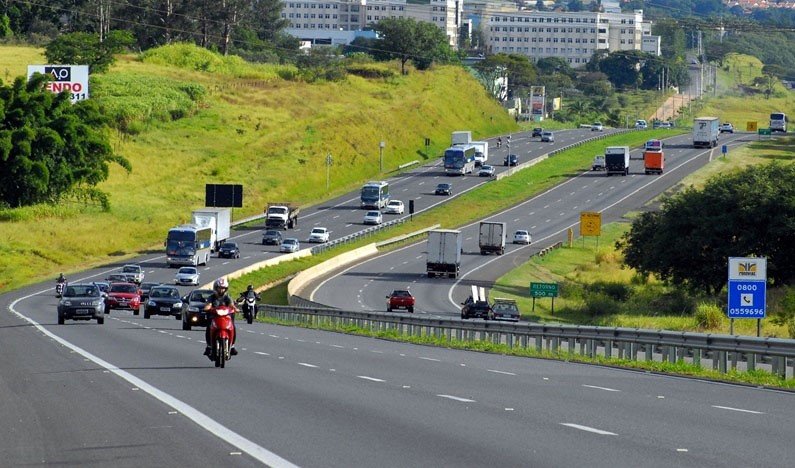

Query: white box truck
[
  {"left": 470, "top": 140, "right": 489, "bottom": 166},
  {"left": 451, "top": 131, "right": 472, "bottom": 146},
  {"left": 478, "top": 221, "right": 506, "bottom": 255},
  {"left": 426, "top": 229, "right": 462, "bottom": 278},
  {"left": 693, "top": 117, "right": 720, "bottom": 148},
  {"left": 605, "top": 146, "right": 630, "bottom": 176},
  {"left": 191, "top": 207, "right": 231, "bottom": 251}
]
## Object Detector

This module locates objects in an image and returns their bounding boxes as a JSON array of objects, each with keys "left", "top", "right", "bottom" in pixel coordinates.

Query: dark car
[
  {"left": 491, "top": 298, "right": 520, "bottom": 322},
  {"left": 218, "top": 241, "right": 240, "bottom": 258},
  {"left": 106, "top": 282, "right": 141, "bottom": 314},
  {"left": 435, "top": 183, "right": 452, "bottom": 196},
  {"left": 461, "top": 296, "right": 492, "bottom": 320},
  {"left": 106, "top": 273, "right": 129, "bottom": 283},
  {"left": 181, "top": 288, "right": 214, "bottom": 330},
  {"left": 532, "top": 127, "right": 543, "bottom": 137},
  {"left": 262, "top": 229, "right": 283, "bottom": 246},
  {"left": 144, "top": 285, "right": 183, "bottom": 320},
  {"left": 58, "top": 283, "right": 105, "bottom": 325},
  {"left": 503, "top": 154, "right": 519, "bottom": 166},
  {"left": 387, "top": 290, "right": 415, "bottom": 313},
  {"left": 139, "top": 282, "right": 160, "bottom": 304}
]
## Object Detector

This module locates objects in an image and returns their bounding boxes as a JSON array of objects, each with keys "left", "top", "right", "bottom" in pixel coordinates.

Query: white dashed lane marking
[
  {"left": 560, "top": 423, "right": 617, "bottom": 436},
  {"left": 437, "top": 394, "right": 476, "bottom": 403}
]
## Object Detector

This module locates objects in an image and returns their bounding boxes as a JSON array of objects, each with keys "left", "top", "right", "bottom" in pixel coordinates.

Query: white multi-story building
[
  {"left": 484, "top": 9, "right": 651, "bottom": 68},
  {"left": 281, "top": 0, "right": 462, "bottom": 47}
]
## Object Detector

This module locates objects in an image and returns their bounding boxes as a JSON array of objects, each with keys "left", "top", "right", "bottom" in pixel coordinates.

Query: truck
[
  {"left": 191, "top": 207, "right": 231, "bottom": 251},
  {"left": 470, "top": 140, "right": 489, "bottom": 167},
  {"left": 478, "top": 221, "right": 506, "bottom": 255},
  {"left": 265, "top": 203, "right": 299, "bottom": 230},
  {"left": 451, "top": 131, "right": 472, "bottom": 146},
  {"left": 693, "top": 117, "right": 720, "bottom": 148},
  {"left": 643, "top": 150, "right": 664, "bottom": 175},
  {"left": 604, "top": 146, "right": 630, "bottom": 176},
  {"left": 426, "top": 229, "right": 462, "bottom": 278}
]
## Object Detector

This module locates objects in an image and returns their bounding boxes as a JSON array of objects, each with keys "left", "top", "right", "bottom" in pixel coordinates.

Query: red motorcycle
[{"left": 209, "top": 305, "right": 236, "bottom": 368}]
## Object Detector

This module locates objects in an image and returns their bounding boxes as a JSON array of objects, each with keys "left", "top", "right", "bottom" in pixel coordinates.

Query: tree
[
  {"left": 597, "top": 50, "right": 648, "bottom": 89},
  {"left": 45, "top": 30, "right": 134, "bottom": 73},
  {"left": 474, "top": 53, "right": 538, "bottom": 98},
  {"left": 374, "top": 18, "right": 454, "bottom": 74},
  {"left": 0, "top": 74, "right": 131, "bottom": 208}
]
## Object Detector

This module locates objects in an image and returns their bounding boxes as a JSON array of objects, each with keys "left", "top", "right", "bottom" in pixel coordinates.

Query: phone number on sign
[{"left": 728, "top": 308, "right": 765, "bottom": 316}]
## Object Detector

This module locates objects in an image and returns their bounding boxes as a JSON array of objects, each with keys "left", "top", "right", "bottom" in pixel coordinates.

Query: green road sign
[
  {"left": 758, "top": 128, "right": 772, "bottom": 136},
  {"left": 530, "top": 282, "right": 559, "bottom": 298}
]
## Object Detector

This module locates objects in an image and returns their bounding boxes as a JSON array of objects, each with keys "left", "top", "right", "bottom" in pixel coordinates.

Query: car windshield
[
  {"left": 311, "top": 228, "right": 325, "bottom": 234},
  {"left": 64, "top": 285, "right": 99, "bottom": 297},
  {"left": 388, "top": 201, "right": 400, "bottom": 206},
  {"left": 265, "top": 230, "right": 279, "bottom": 236},
  {"left": 178, "top": 268, "right": 196, "bottom": 275},
  {"left": 515, "top": 231, "right": 528, "bottom": 236},
  {"left": 221, "top": 243, "right": 236, "bottom": 248},
  {"left": 493, "top": 302, "right": 518, "bottom": 313},
  {"left": 391, "top": 290, "right": 411, "bottom": 297},
  {"left": 284, "top": 239, "right": 297, "bottom": 245},
  {"left": 482, "top": 165, "right": 492, "bottom": 170},
  {"left": 366, "top": 211, "right": 380, "bottom": 217},
  {"left": 122, "top": 266, "right": 139, "bottom": 273},
  {"left": 110, "top": 284, "right": 137, "bottom": 293},
  {"left": 150, "top": 287, "right": 179, "bottom": 298},
  {"left": 437, "top": 184, "right": 450, "bottom": 189},
  {"left": 190, "top": 291, "right": 213, "bottom": 302},
  {"left": 141, "top": 282, "right": 158, "bottom": 290}
]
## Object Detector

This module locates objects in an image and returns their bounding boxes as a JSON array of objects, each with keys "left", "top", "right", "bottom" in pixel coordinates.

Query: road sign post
[
  {"left": 530, "top": 282, "right": 559, "bottom": 315},
  {"left": 580, "top": 211, "right": 601, "bottom": 248},
  {"left": 727, "top": 257, "right": 767, "bottom": 336},
  {"left": 721, "top": 144, "right": 727, "bottom": 157}
]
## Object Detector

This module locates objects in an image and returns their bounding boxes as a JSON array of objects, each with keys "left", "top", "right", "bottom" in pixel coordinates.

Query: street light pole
[
  {"left": 326, "top": 153, "right": 332, "bottom": 191},
  {"left": 379, "top": 141, "right": 385, "bottom": 173}
]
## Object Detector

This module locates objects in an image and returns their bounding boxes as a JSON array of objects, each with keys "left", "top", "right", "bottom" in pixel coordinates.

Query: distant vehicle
[
  {"left": 265, "top": 203, "right": 300, "bottom": 230},
  {"left": 770, "top": 112, "right": 788, "bottom": 133},
  {"left": 443, "top": 145, "right": 477, "bottom": 176},
  {"left": 451, "top": 130, "right": 472, "bottom": 146},
  {"left": 532, "top": 127, "right": 543, "bottom": 137},
  {"left": 174, "top": 266, "right": 200, "bottom": 286},
  {"left": 513, "top": 230, "right": 532, "bottom": 244},
  {"left": 384, "top": 200, "right": 404, "bottom": 214},
  {"left": 693, "top": 117, "right": 720, "bottom": 148},
  {"left": 308, "top": 227, "right": 330, "bottom": 243},
  {"left": 592, "top": 155, "right": 606, "bottom": 171},
  {"left": 279, "top": 238, "right": 300, "bottom": 253},
  {"left": 478, "top": 164, "right": 495, "bottom": 177},
  {"left": 426, "top": 229, "right": 462, "bottom": 278},
  {"left": 461, "top": 285, "right": 492, "bottom": 320},
  {"left": 144, "top": 285, "right": 183, "bottom": 320},
  {"left": 591, "top": 122, "right": 604, "bottom": 132},
  {"left": 57, "top": 283, "right": 105, "bottom": 325},
  {"left": 541, "top": 131, "right": 555, "bottom": 142},
  {"left": 217, "top": 241, "right": 240, "bottom": 259},
  {"left": 719, "top": 123, "right": 734, "bottom": 133},
  {"left": 491, "top": 298, "right": 520, "bottom": 322},
  {"left": 470, "top": 140, "right": 489, "bottom": 166},
  {"left": 106, "top": 273, "right": 128, "bottom": 283},
  {"left": 605, "top": 146, "right": 630, "bottom": 176},
  {"left": 479, "top": 221, "right": 506, "bottom": 255},
  {"left": 661, "top": 121, "right": 674, "bottom": 128},
  {"left": 181, "top": 288, "right": 214, "bottom": 330},
  {"left": 503, "top": 154, "right": 518, "bottom": 166},
  {"left": 691, "top": 58, "right": 699, "bottom": 65},
  {"left": 362, "top": 211, "right": 383, "bottom": 225},
  {"left": 166, "top": 224, "right": 212, "bottom": 267},
  {"left": 121, "top": 264, "right": 144, "bottom": 284},
  {"left": 435, "top": 183, "right": 452, "bottom": 195},
  {"left": 191, "top": 207, "right": 231, "bottom": 251},
  {"left": 360, "top": 181, "right": 390, "bottom": 209},
  {"left": 106, "top": 282, "right": 141, "bottom": 313},
  {"left": 635, "top": 119, "right": 648, "bottom": 129},
  {"left": 386, "top": 290, "right": 415, "bottom": 313},
  {"left": 93, "top": 281, "right": 110, "bottom": 302},
  {"left": 644, "top": 150, "right": 665, "bottom": 175},
  {"left": 261, "top": 229, "right": 283, "bottom": 246},
  {"left": 138, "top": 282, "right": 160, "bottom": 304},
  {"left": 644, "top": 139, "right": 663, "bottom": 151}
]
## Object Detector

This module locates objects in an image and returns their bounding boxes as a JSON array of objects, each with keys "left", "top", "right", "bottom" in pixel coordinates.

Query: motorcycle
[
  {"left": 55, "top": 281, "right": 66, "bottom": 298},
  {"left": 209, "top": 305, "right": 236, "bottom": 368},
  {"left": 238, "top": 295, "right": 257, "bottom": 325}
]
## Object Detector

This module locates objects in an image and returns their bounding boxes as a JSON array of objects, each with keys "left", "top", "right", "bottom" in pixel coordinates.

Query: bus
[
  {"left": 360, "top": 181, "right": 390, "bottom": 209},
  {"left": 770, "top": 112, "right": 788, "bottom": 133},
  {"left": 165, "top": 224, "right": 213, "bottom": 267},
  {"left": 444, "top": 145, "right": 477, "bottom": 175}
]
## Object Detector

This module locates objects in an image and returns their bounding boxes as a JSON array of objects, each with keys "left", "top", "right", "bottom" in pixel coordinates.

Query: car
[
  {"left": 591, "top": 122, "right": 604, "bottom": 131},
  {"left": 532, "top": 127, "right": 543, "bottom": 137},
  {"left": 138, "top": 281, "right": 160, "bottom": 304},
  {"left": 659, "top": 121, "right": 674, "bottom": 128},
  {"left": 121, "top": 264, "right": 144, "bottom": 284},
  {"left": 434, "top": 183, "right": 452, "bottom": 196},
  {"left": 491, "top": 298, "right": 520, "bottom": 322},
  {"left": 384, "top": 200, "right": 405, "bottom": 214},
  {"left": 308, "top": 227, "right": 330, "bottom": 243},
  {"left": 106, "top": 282, "right": 141, "bottom": 313},
  {"left": 461, "top": 295, "right": 492, "bottom": 320},
  {"left": 174, "top": 266, "right": 200, "bottom": 286},
  {"left": 691, "top": 58, "right": 699, "bottom": 65},
  {"left": 280, "top": 238, "right": 300, "bottom": 253},
  {"left": 719, "top": 122, "right": 734, "bottom": 133},
  {"left": 513, "top": 230, "right": 532, "bottom": 244},
  {"left": 106, "top": 273, "right": 129, "bottom": 283},
  {"left": 541, "top": 131, "right": 555, "bottom": 142},
  {"left": 57, "top": 283, "right": 106, "bottom": 325},
  {"left": 144, "top": 285, "right": 183, "bottom": 320},
  {"left": 478, "top": 164, "right": 495, "bottom": 177},
  {"left": 592, "top": 155, "right": 606, "bottom": 171},
  {"left": 92, "top": 281, "right": 110, "bottom": 299},
  {"left": 387, "top": 290, "right": 415, "bottom": 313},
  {"left": 262, "top": 229, "right": 283, "bottom": 246},
  {"left": 503, "top": 154, "right": 518, "bottom": 167},
  {"left": 181, "top": 288, "right": 214, "bottom": 330},
  {"left": 644, "top": 139, "right": 663, "bottom": 151},
  {"left": 217, "top": 241, "right": 240, "bottom": 258},
  {"left": 635, "top": 119, "right": 648, "bottom": 129},
  {"left": 362, "top": 210, "right": 383, "bottom": 225}
]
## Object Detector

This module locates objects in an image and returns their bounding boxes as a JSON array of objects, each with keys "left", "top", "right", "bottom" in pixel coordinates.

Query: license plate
[
  {"left": 76, "top": 309, "right": 92, "bottom": 314},
  {"left": 160, "top": 307, "right": 171, "bottom": 312}
]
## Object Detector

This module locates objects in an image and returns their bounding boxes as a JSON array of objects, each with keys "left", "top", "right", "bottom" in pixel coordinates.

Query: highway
[{"left": 4, "top": 128, "right": 792, "bottom": 467}]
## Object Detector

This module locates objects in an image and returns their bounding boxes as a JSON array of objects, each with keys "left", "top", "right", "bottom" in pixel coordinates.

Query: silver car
[
  {"left": 174, "top": 266, "right": 200, "bottom": 286},
  {"left": 280, "top": 238, "right": 300, "bottom": 253},
  {"left": 541, "top": 131, "right": 555, "bottom": 142},
  {"left": 363, "top": 211, "right": 383, "bottom": 225}
]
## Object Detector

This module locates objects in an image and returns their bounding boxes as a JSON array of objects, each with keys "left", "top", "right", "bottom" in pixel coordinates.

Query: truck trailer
[
  {"left": 478, "top": 221, "right": 506, "bottom": 255},
  {"left": 605, "top": 146, "right": 630, "bottom": 176},
  {"left": 426, "top": 229, "right": 462, "bottom": 278},
  {"left": 451, "top": 131, "right": 472, "bottom": 146},
  {"left": 191, "top": 207, "right": 231, "bottom": 251},
  {"left": 643, "top": 150, "right": 664, "bottom": 175},
  {"left": 693, "top": 117, "right": 720, "bottom": 148}
]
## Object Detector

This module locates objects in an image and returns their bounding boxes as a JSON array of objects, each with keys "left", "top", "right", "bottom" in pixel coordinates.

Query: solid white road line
[
  {"left": 560, "top": 423, "right": 617, "bottom": 436},
  {"left": 357, "top": 376, "right": 386, "bottom": 382},
  {"left": 437, "top": 394, "right": 476, "bottom": 403},
  {"left": 582, "top": 384, "right": 620, "bottom": 392},
  {"left": 255, "top": 351, "right": 270, "bottom": 356},
  {"left": 418, "top": 356, "right": 440, "bottom": 362},
  {"left": 298, "top": 363, "right": 318, "bottom": 368},
  {"left": 711, "top": 405, "right": 764, "bottom": 414},
  {"left": 487, "top": 369, "right": 516, "bottom": 376}
]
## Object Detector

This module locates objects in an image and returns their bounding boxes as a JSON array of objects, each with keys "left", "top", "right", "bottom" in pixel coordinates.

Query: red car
[
  {"left": 106, "top": 282, "right": 141, "bottom": 314},
  {"left": 386, "top": 290, "right": 414, "bottom": 313}
]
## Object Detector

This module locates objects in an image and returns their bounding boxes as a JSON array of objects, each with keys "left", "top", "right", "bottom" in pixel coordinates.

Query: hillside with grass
[{"left": 0, "top": 44, "right": 517, "bottom": 290}]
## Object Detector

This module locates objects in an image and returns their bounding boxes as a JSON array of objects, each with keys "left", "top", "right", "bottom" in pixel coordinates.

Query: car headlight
[
  {"left": 92, "top": 300, "right": 104, "bottom": 307},
  {"left": 61, "top": 300, "right": 72, "bottom": 306},
  {"left": 148, "top": 300, "right": 156, "bottom": 307},
  {"left": 174, "top": 302, "right": 183, "bottom": 308}
]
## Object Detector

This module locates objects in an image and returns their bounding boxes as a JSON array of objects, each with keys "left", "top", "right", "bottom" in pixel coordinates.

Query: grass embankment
[
  {"left": 493, "top": 136, "right": 795, "bottom": 338},
  {"left": 0, "top": 44, "right": 517, "bottom": 291}
]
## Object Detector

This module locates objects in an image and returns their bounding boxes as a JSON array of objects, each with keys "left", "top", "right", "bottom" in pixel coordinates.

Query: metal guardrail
[
  {"left": 309, "top": 218, "right": 407, "bottom": 255},
  {"left": 260, "top": 305, "right": 795, "bottom": 379}
]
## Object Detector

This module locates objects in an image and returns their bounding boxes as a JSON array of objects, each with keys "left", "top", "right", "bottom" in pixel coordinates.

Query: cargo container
[
  {"left": 478, "top": 221, "right": 506, "bottom": 255},
  {"left": 643, "top": 150, "right": 664, "bottom": 175},
  {"left": 426, "top": 229, "right": 462, "bottom": 278}
]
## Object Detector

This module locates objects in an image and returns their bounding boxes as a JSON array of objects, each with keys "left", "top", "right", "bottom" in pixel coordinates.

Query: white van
[
  {"left": 635, "top": 119, "right": 648, "bottom": 129},
  {"left": 770, "top": 112, "right": 788, "bottom": 133}
]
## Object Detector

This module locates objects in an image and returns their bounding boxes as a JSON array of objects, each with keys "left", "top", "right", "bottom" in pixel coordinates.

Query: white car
[
  {"left": 384, "top": 200, "right": 404, "bottom": 214},
  {"left": 174, "top": 267, "right": 200, "bottom": 286},
  {"left": 591, "top": 122, "right": 604, "bottom": 132},
  {"left": 280, "top": 238, "right": 300, "bottom": 253},
  {"left": 363, "top": 210, "right": 383, "bottom": 225},
  {"left": 513, "top": 230, "right": 532, "bottom": 245},
  {"left": 635, "top": 119, "right": 648, "bottom": 129},
  {"left": 719, "top": 123, "right": 734, "bottom": 133},
  {"left": 308, "top": 227, "right": 330, "bottom": 243}
]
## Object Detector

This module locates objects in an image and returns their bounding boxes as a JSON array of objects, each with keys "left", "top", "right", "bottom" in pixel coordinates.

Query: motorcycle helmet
[
  {"left": 247, "top": 284, "right": 253, "bottom": 291},
  {"left": 213, "top": 277, "right": 229, "bottom": 293}
]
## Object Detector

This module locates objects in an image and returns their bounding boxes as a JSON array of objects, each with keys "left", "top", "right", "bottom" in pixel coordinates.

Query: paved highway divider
[{"left": 259, "top": 305, "right": 795, "bottom": 381}]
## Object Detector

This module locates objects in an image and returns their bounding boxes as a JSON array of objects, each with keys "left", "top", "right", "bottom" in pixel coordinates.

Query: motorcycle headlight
[
  {"left": 148, "top": 300, "right": 156, "bottom": 307},
  {"left": 174, "top": 302, "right": 183, "bottom": 308}
]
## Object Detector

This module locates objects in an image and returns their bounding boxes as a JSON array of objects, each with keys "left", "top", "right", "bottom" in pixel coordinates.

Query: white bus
[
  {"left": 444, "top": 145, "right": 477, "bottom": 175},
  {"left": 770, "top": 112, "right": 788, "bottom": 133},
  {"left": 165, "top": 224, "right": 213, "bottom": 267},
  {"left": 360, "top": 181, "right": 390, "bottom": 209}
]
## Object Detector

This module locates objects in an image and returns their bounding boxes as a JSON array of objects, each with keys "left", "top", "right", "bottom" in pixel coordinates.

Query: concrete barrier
[{"left": 199, "top": 248, "right": 312, "bottom": 290}]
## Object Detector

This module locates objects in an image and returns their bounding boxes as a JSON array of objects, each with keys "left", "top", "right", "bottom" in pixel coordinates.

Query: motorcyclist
[
  {"left": 56, "top": 273, "right": 66, "bottom": 284},
  {"left": 497, "top": 137, "right": 502, "bottom": 148},
  {"left": 203, "top": 277, "right": 238, "bottom": 357},
  {"left": 238, "top": 284, "right": 260, "bottom": 302}
]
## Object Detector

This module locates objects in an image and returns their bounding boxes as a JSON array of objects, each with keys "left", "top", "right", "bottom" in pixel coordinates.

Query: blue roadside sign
[
  {"left": 721, "top": 144, "right": 728, "bottom": 155},
  {"left": 727, "top": 280, "right": 766, "bottom": 319}
]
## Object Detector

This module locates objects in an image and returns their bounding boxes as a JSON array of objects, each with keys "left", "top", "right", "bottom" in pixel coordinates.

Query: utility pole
[
  {"left": 326, "top": 153, "right": 332, "bottom": 191},
  {"left": 379, "top": 141, "right": 385, "bottom": 173}
]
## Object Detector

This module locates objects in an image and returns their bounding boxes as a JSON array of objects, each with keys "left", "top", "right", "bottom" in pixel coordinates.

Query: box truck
[
  {"left": 478, "top": 221, "right": 506, "bottom": 255},
  {"left": 451, "top": 131, "right": 472, "bottom": 146},
  {"left": 693, "top": 117, "right": 720, "bottom": 148},
  {"left": 470, "top": 140, "right": 489, "bottom": 166},
  {"left": 191, "top": 207, "right": 231, "bottom": 251},
  {"left": 605, "top": 146, "right": 630, "bottom": 176},
  {"left": 643, "top": 150, "right": 664, "bottom": 175},
  {"left": 426, "top": 229, "right": 462, "bottom": 278}
]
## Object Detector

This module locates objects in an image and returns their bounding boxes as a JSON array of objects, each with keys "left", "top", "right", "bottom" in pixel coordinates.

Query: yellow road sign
[
  {"left": 746, "top": 121, "right": 758, "bottom": 132},
  {"left": 580, "top": 211, "right": 601, "bottom": 237}
]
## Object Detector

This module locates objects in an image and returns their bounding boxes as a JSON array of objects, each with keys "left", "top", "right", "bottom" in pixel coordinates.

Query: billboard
[
  {"left": 205, "top": 184, "right": 243, "bottom": 208},
  {"left": 530, "top": 86, "right": 545, "bottom": 118},
  {"left": 27, "top": 65, "right": 90, "bottom": 103}
]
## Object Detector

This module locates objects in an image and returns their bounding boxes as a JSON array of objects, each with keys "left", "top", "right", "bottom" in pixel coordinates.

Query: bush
[
  {"left": 587, "top": 281, "right": 631, "bottom": 301},
  {"left": 346, "top": 64, "right": 396, "bottom": 79},
  {"left": 788, "top": 318, "right": 795, "bottom": 339},
  {"left": 583, "top": 292, "right": 620, "bottom": 316},
  {"left": 694, "top": 302, "right": 724, "bottom": 330}
]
